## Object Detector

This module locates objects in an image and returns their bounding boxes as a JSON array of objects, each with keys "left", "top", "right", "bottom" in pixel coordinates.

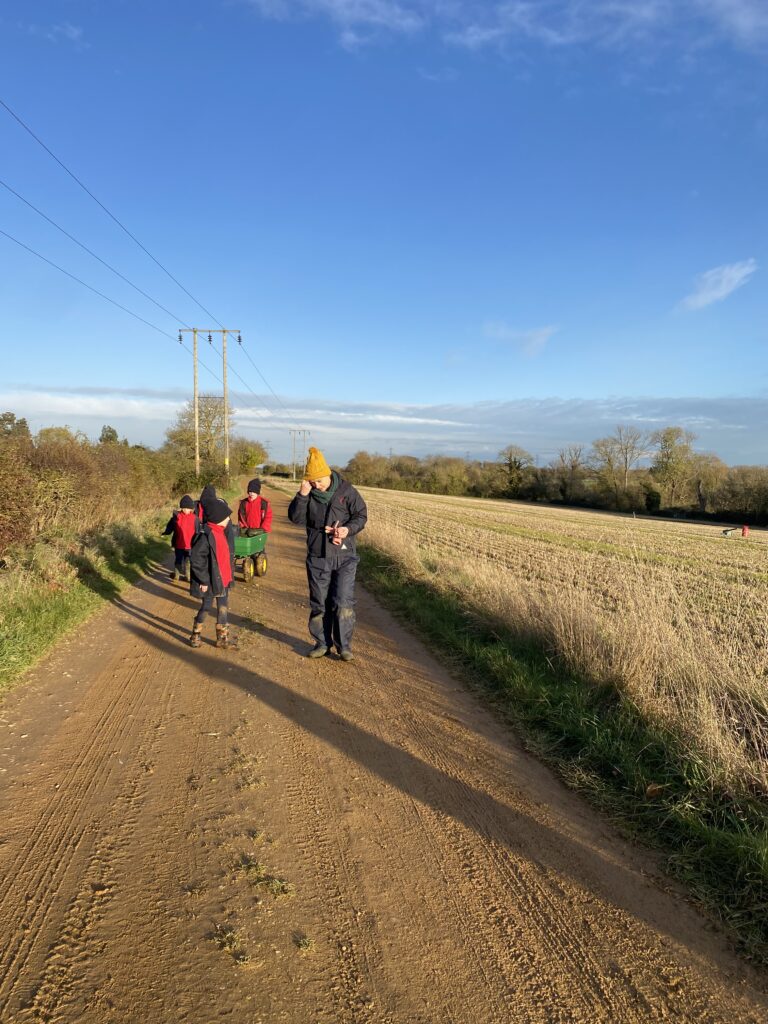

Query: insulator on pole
[
  {"left": 208, "top": 333, "right": 212, "bottom": 345},
  {"left": 178, "top": 332, "right": 182, "bottom": 344},
  {"left": 237, "top": 333, "right": 242, "bottom": 344}
]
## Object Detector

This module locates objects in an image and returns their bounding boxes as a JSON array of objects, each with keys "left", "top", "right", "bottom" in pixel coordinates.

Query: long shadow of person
[
  {"left": 118, "top": 617, "right": 768, "bottom": 994},
  {"left": 230, "top": 617, "right": 306, "bottom": 655}
]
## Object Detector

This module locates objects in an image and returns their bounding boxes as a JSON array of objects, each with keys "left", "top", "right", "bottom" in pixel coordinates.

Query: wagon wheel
[
  {"left": 243, "top": 557, "right": 255, "bottom": 581},
  {"left": 254, "top": 552, "right": 268, "bottom": 577}
]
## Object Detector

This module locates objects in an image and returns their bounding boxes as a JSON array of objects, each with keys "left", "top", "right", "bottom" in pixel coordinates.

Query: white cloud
[
  {"left": 247, "top": 0, "right": 425, "bottom": 35},
  {"left": 244, "top": 0, "right": 768, "bottom": 51},
  {"left": 3, "top": 386, "right": 767, "bottom": 463},
  {"left": 444, "top": 23, "right": 509, "bottom": 50},
  {"left": 696, "top": 0, "right": 768, "bottom": 46},
  {"left": 446, "top": 2, "right": 688, "bottom": 52},
  {"left": 22, "top": 22, "right": 86, "bottom": 46},
  {"left": 680, "top": 257, "right": 757, "bottom": 310},
  {"left": 483, "top": 321, "right": 559, "bottom": 355},
  {"left": 0, "top": 389, "right": 182, "bottom": 422},
  {"left": 417, "top": 65, "right": 458, "bottom": 82},
  {"left": 50, "top": 23, "right": 84, "bottom": 44}
]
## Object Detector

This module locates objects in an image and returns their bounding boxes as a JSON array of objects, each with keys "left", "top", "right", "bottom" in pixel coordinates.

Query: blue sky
[{"left": 1, "top": 1, "right": 766, "bottom": 464}]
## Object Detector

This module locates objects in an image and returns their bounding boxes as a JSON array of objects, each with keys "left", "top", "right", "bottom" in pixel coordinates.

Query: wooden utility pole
[
  {"left": 289, "top": 429, "right": 310, "bottom": 481},
  {"left": 179, "top": 328, "right": 201, "bottom": 478},
  {"left": 179, "top": 327, "right": 239, "bottom": 479},
  {"left": 193, "top": 328, "right": 200, "bottom": 478},
  {"left": 222, "top": 329, "right": 229, "bottom": 479}
]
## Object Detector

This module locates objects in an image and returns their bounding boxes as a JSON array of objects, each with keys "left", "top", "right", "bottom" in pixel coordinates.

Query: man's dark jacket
[
  {"left": 288, "top": 476, "right": 367, "bottom": 561},
  {"left": 189, "top": 522, "right": 236, "bottom": 598}
]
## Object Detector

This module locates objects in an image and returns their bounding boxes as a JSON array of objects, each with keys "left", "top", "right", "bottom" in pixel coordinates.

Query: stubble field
[{"left": 361, "top": 489, "right": 768, "bottom": 787}]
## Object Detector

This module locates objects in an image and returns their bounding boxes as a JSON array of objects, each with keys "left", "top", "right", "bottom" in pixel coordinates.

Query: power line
[
  {"left": 235, "top": 339, "right": 303, "bottom": 428},
  {"left": 0, "top": 176, "right": 272, "bottom": 420},
  {"left": 0, "top": 176, "right": 192, "bottom": 328},
  {"left": 230, "top": 346, "right": 302, "bottom": 431},
  {"left": 0, "top": 96, "right": 224, "bottom": 328},
  {"left": 0, "top": 217, "right": 277, "bottom": 434},
  {"left": 176, "top": 329, "right": 279, "bottom": 436},
  {"left": 1, "top": 97, "right": 308, "bottom": 436},
  {"left": 0, "top": 225, "right": 223, "bottom": 382},
  {"left": 0, "top": 183, "right": 284, "bottom": 428},
  {"left": 203, "top": 334, "right": 278, "bottom": 426}
]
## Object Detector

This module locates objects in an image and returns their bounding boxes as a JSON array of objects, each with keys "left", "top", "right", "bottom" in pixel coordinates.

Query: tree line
[
  {"left": 338, "top": 426, "right": 768, "bottom": 523},
  {"left": 0, "top": 396, "right": 269, "bottom": 555},
  {"left": 0, "top": 412, "right": 181, "bottom": 553},
  {"left": 5, "top": 399, "right": 766, "bottom": 536}
]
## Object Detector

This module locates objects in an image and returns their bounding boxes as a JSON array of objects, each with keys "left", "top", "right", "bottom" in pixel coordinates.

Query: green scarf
[{"left": 310, "top": 471, "right": 340, "bottom": 506}]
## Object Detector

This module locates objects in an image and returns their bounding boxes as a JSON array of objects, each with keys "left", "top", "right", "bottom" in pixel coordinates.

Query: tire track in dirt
[
  {"left": 393, "top": 696, "right": 641, "bottom": 1020},
  {"left": 0, "top": 604, "right": 187, "bottom": 1020},
  {"left": 87, "top": 694, "right": 236, "bottom": 1022},
  {"left": 277, "top": 714, "right": 383, "bottom": 1024},
  {"left": 302, "top": 658, "right": 515, "bottom": 1024},
  {"left": 326, "top": 642, "right": 581, "bottom": 1018},
  {"left": 54, "top": 593, "right": 245, "bottom": 1023}
]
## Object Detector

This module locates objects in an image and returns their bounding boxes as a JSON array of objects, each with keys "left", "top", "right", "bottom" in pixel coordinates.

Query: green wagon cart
[{"left": 234, "top": 530, "right": 268, "bottom": 581}]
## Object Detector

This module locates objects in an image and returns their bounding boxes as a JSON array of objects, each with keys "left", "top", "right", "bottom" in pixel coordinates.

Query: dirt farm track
[{"left": 0, "top": 489, "right": 766, "bottom": 1024}]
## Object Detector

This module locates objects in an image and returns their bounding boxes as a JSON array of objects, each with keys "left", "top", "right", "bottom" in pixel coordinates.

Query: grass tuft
[
  {"left": 293, "top": 932, "right": 315, "bottom": 954},
  {"left": 210, "top": 923, "right": 250, "bottom": 964},
  {"left": 234, "top": 853, "right": 294, "bottom": 898}
]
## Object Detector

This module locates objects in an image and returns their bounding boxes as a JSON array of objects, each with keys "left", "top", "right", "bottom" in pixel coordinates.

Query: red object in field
[{"left": 742, "top": 525, "right": 750, "bottom": 537}]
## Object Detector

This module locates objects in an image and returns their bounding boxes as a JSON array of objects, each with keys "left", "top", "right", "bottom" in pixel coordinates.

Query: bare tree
[
  {"left": 590, "top": 435, "right": 622, "bottom": 503},
  {"left": 554, "top": 445, "right": 587, "bottom": 502},
  {"left": 591, "top": 426, "right": 648, "bottom": 504},
  {"left": 614, "top": 426, "right": 649, "bottom": 492}
]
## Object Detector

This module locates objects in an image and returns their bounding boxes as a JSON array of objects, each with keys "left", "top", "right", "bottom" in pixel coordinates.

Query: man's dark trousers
[{"left": 306, "top": 556, "right": 358, "bottom": 652}]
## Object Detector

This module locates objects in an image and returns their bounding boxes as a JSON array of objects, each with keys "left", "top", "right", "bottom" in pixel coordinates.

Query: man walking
[{"left": 288, "top": 447, "right": 367, "bottom": 661}]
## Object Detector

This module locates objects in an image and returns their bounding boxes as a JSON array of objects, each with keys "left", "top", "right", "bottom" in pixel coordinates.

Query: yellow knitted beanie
[{"left": 304, "top": 446, "right": 331, "bottom": 480}]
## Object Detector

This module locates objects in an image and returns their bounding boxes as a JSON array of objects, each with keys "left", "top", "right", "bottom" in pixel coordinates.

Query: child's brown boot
[
  {"left": 216, "top": 625, "right": 237, "bottom": 650},
  {"left": 190, "top": 624, "right": 203, "bottom": 648}
]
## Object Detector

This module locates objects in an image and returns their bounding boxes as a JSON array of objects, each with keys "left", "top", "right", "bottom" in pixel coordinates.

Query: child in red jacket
[
  {"left": 162, "top": 494, "right": 199, "bottom": 581},
  {"left": 189, "top": 496, "right": 237, "bottom": 649},
  {"left": 237, "top": 478, "right": 272, "bottom": 536}
]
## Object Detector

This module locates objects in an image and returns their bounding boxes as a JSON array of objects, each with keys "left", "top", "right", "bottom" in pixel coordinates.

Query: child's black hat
[
  {"left": 202, "top": 497, "right": 232, "bottom": 524},
  {"left": 180, "top": 495, "right": 195, "bottom": 509}
]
